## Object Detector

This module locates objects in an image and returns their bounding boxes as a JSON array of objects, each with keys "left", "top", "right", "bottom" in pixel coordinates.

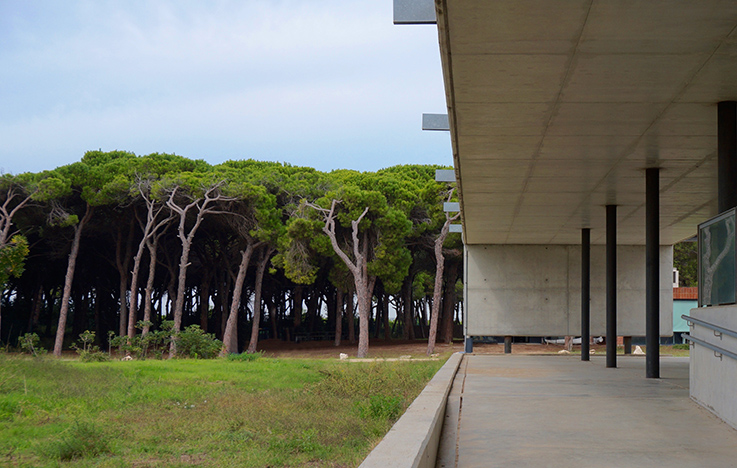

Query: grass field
[{"left": 0, "top": 354, "right": 446, "bottom": 467}]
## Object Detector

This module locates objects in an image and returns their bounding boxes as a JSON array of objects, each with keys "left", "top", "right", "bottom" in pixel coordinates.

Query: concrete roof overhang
[{"left": 436, "top": 0, "right": 737, "bottom": 245}]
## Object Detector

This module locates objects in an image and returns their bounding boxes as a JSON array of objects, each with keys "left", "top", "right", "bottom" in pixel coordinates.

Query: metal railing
[
  {"left": 681, "top": 314, "right": 737, "bottom": 361},
  {"left": 682, "top": 314, "right": 737, "bottom": 339}
]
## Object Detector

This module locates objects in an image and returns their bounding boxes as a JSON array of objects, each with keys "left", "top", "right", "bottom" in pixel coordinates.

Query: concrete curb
[{"left": 359, "top": 352, "right": 464, "bottom": 468}]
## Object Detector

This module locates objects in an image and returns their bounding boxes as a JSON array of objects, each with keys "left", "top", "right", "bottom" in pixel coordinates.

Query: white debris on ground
[
  {"left": 633, "top": 346, "right": 645, "bottom": 355},
  {"left": 339, "top": 353, "right": 348, "bottom": 360},
  {"left": 558, "top": 350, "right": 571, "bottom": 354}
]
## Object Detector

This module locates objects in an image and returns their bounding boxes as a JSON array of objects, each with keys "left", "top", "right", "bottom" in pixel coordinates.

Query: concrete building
[{"left": 396, "top": 1, "right": 737, "bottom": 429}]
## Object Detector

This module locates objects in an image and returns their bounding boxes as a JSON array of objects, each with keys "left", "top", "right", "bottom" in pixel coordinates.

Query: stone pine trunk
[
  {"left": 53, "top": 205, "right": 94, "bottom": 357},
  {"left": 222, "top": 244, "right": 254, "bottom": 355},
  {"left": 247, "top": 248, "right": 273, "bottom": 354}
]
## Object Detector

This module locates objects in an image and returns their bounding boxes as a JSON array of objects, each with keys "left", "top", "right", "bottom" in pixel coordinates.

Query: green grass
[{"left": 0, "top": 354, "right": 445, "bottom": 467}]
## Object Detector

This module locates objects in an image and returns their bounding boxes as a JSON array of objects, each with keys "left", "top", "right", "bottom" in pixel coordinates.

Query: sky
[{"left": 0, "top": 0, "right": 450, "bottom": 175}]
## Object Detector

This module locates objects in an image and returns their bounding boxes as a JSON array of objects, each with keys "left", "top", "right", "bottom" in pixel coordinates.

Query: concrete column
[
  {"left": 581, "top": 228, "right": 590, "bottom": 361},
  {"left": 623, "top": 336, "right": 632, "bottom": 354},
  {"left": 606, "top": 205, "right": 617, "bottom": 368},
  {"left": 504, "top": 336, "right": 512, "bottom": 354},
  {"left": 646, "top": 167, "right": 660, "bottom": 378},
  {"left": 463, "top": 245, "right": 471, "bottom": 353},
  {"left": 718, "top": 102, "right": 737, "bottom": 213}
]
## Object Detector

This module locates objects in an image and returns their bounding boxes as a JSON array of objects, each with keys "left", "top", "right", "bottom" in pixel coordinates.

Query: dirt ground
[{"left": 254, "top": 338, "right": 608, "bottom": 359}]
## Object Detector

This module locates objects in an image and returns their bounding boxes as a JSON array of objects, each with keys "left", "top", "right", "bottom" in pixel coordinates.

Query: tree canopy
[{"left": 0, "top": 152, "right": 463, "bottom": 357}]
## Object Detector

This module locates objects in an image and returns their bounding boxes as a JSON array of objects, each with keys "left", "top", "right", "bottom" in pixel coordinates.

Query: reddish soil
[{"left": 255, "top": 339, "right": 607, "bottom": 359}]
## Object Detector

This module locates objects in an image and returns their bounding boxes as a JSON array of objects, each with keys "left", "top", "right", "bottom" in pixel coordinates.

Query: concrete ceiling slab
[
  {"left": 453, "top": 55, "right": 570, "bottom": 104},
  {"left": 446, "top": 0, "right": 590, "bottom": 55},
  {"left": 435, "top": 0, "right": 737, "bottom": 245}
]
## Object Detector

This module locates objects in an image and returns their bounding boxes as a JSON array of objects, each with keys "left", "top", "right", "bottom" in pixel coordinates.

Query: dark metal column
[
  {"left": 646, "top": 167, "right": 660, "bottom": 378},
  {"left": 718, "top": 102, "right": 737, "bottom": 213},
  {"left": 581, "top": 228, "right": 590, "bottom": 361},
  {"left": 504, "top": 336, "right": 512, "bottom": 354},
  {"left": 606, "top": 205, "right": 617, "bottom": 368}
]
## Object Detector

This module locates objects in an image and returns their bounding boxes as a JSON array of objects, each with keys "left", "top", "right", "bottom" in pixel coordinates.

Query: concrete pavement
[{"left": 437, "top": 354, "right": 737, "bottom": 467}]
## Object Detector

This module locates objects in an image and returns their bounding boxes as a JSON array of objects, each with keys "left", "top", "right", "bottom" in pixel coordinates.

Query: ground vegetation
[{"left": 0, "top": 353, "right": 445, "bottom": 466}]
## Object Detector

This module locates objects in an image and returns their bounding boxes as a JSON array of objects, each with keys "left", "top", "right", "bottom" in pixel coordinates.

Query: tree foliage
[
  {"left": 674, "top": 241, "right": 698, "bottom": 287},
  {"left": 0, "top": 235, "right": 29, "bottom": 288},
  {"left": 0, "top": 151, "right": 464, "bottom": 358}
]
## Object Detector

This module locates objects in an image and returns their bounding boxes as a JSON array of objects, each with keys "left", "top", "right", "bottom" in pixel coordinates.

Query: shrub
[
  {"left": 72, "top": 331, "right": 110, "bottom": 362},
  {"left": 109, "top": 321, "right": 171, "bottom": 360},
  {"left": 176, "top": 325, "right": 222, "bottom": 359},
  {"left": 17, "top": 333, "right": 45, "bottom": 356},
  {"left": 110, "top": 322, "right": 222, "bottom": 359},
  {"left": 138, "top": 321, "right": 171, "bottom": 358}
]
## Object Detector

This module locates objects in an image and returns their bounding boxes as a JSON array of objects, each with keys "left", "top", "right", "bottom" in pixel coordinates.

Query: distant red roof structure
[{"left": 674, "top": 287, "right": 698, "bottom": 300}]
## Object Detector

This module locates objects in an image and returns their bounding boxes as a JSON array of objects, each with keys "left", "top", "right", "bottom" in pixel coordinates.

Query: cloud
[{"left": 0, "top": 0, "right": 447, "bottom": 174}]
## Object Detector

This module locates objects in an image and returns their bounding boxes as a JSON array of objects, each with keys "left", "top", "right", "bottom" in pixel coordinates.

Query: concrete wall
[
  {"left": 359, "top": 353, "right": 463, "bottom": 468},
  {"left": 465, "top": 244, "right": 673, "bottom": 336},
  {"left": 690, "top": 305, "right": 737, "bottom": 430}
]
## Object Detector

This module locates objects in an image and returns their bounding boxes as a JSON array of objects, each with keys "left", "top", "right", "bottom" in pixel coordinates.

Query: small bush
[
  {"left": 176, "top": 325, "right": 222, "bottom": 359},
  {"left": 227, "top": 351, "right": 263, "bottom": 362},
  {"left": 47, "top": 421, "right": 110, "bottom": 461},
  {"left": 109, "top": 321, "right": 171, "bottom": 360},
  {"left": 72, "top": 331, "right": 110, "bottom": 362},
  {"left": 17, "top": 333, "right": 45, "bottom": 356},
  {"left": 110, "top": 321, "right": 223, "bottom": 360}
]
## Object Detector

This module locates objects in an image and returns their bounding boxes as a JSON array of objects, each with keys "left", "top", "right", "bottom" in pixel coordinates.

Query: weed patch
[
  {"left": 44, "top": 420, "right": 111, "bottom": 461},
  {"left": 356, "top": 394, "right": 403, "bottom": 421},
  {"left": 227, "top": 351, "right": 264, "bottom": 362}
]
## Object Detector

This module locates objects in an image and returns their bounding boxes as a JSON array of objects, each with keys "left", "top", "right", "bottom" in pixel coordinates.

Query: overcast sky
[{"left": 0, "top": 0, "right": 450, "bottom": 175}]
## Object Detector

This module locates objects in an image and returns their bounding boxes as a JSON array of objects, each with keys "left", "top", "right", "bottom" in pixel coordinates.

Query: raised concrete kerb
[{"left": 359, "top": 352, "right": 464, "bottom": 468}]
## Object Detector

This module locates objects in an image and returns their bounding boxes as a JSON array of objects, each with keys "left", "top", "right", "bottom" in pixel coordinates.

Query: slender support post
[
  {"left": 464, "top": 336, "right": 473, "bottom": 353},
  {"left": 623, "top": 336, "right": 632, "bottom": 354},
  {"left": 718, "top": 102, "right": 737, "bottom": 213},
  {"left": 646, "top": 167, "right": 660, "bottom": 378},
  {"left": 504, "top": 336, "right": 512, "bottom": 354},
  {"left": 581, "top": 228, "right": 590, "bottom": 361},
  {"left": 606, "top": 205, "right": 617, "bottom": 368}
]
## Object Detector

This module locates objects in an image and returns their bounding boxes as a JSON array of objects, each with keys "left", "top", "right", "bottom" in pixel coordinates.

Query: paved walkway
[{"left": 436, "top": 354, "right": 737, "bottom": 467}]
